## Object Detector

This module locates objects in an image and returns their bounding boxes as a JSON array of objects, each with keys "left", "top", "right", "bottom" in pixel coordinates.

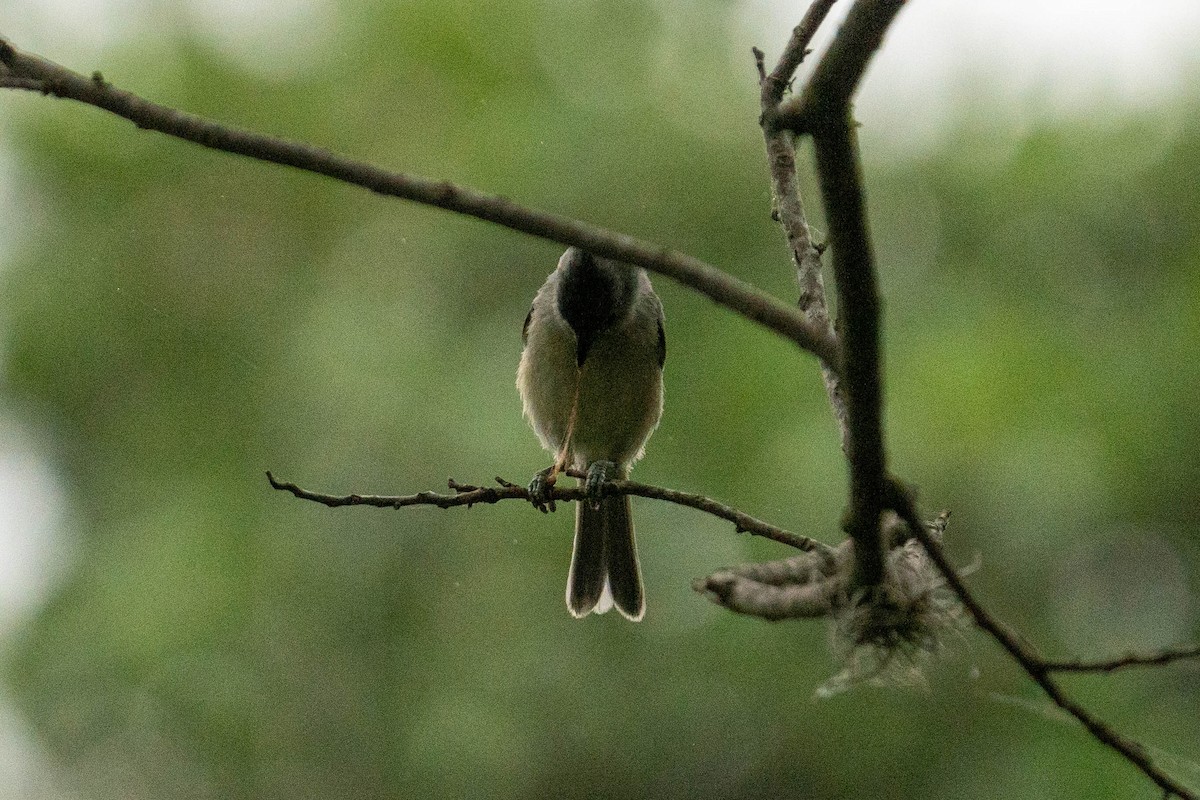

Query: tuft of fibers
[{"left": 816, "top": 538, "right": 968, "bottom": 698}]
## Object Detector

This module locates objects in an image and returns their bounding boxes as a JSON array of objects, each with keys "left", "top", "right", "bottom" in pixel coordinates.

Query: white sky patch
[
  {"left": 0, "top": 417, "right": 73, "bottom": 798},
  {"left": 3, "top": 0, "right": 1197, "bottom": 118},
  {"left": 0, "top": 0, "right": 337, "bottom": 79},
  {"left": 0, "top": 418, "right": 71, "bottom": 639},
  {"left": 0, "top": 697, "right": 69, "bottom": 800},
  {"left": 179, "top": 0, "right": 339, "bottom": 80},
  {"left": 742, "top": 0, "right": 1200, "bottom": 149},
  {"left": 0, "top": 0, "right": 140, "bottom": 59}
]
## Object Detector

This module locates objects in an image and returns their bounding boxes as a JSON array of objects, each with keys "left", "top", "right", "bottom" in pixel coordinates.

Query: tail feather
[
  {"left": 567, "top": 493, "right": 645, "bottom": 621},
  {"left": 567, "top": 499, "right": 607, "bottom": 617},
  {"left": 603, "top": 494, "right": 644, "bottom": 621}
]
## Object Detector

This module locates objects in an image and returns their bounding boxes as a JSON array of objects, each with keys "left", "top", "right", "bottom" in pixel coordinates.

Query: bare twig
[
  {"left": 1043, "top": 644, "right": 1200, "bottom": 674},
  {"left": 0, "top": 36, "right": 840, "bottom": 368},
  {"left": 760, "top": 0, "right": 840, "bottom": 98},
  {"left": 266, "top": 472, "right": 837, "bottom": 558},
  {"left": 754, "top": 0, "right": 849, "bottom": 448}
]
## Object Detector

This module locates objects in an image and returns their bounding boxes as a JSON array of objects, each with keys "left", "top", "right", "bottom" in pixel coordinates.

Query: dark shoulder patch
[
  {"left": 656, "top": 316, "right": 666, "bottom": 367},
  {"left": 522, "top": 307, "right": 533, "bottom": 343}
]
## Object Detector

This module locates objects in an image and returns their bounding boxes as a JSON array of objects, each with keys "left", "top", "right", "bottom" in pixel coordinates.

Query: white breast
[{"left": 517, "top": 278, "right": 663, "bottom": 470}]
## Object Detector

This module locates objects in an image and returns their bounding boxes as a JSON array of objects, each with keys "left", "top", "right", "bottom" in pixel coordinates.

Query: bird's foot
[
  {"left": 527, "top": 465, "right": 558, "bottom": 513},
  {"left": 584, "top": 460, "right": 618, "bottom": 510}
]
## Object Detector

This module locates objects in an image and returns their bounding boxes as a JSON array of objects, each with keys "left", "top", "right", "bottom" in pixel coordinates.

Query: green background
[{"left": 1, "top": 2, "right": 1197, "bottom": 798}]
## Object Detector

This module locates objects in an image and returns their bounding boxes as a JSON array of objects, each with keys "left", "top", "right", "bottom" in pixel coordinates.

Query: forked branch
[
  {"left": 759, "top": 0, "right": 902, "bottom": 590},
  {"left": 757, "top": 1, "right": 1197, "bottom": 796}
]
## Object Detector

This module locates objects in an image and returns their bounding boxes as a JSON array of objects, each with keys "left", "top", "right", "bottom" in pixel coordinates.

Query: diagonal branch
[
  {"left": 0, "top": 37, "right": 840, "bottom": 368},
  {"left": 266, "top": 472, "right": 837, "bottom": 559}
]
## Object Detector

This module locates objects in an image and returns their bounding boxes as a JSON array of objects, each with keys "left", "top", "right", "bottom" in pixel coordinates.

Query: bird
[{"left": 516, "top": 247, "right": 665, "bottom": 621}]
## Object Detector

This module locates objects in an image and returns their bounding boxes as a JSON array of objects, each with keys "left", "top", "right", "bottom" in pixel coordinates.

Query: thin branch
[
  {"left": 1043, "top": 644, "right": 1200, "bottom": 674},
  {"left": 266, "top": 472, "right": 837, "bottom": 559},
  {"left": 755, "top": 0, "right": 849, "bottom": 448},
  {"left": 0, "top": 37, "right": 840, "bottom": 369},
  {"left": 760, "top": 0, "right": 840, "bottom": 103},
  {"left": 889, "top": 488, "right": 1198, "bottom": 800}
]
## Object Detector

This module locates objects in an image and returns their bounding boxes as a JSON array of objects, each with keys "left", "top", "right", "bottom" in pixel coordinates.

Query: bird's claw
[
  {"left": 527, "top": 466, "right": 558, "bottom": 513},
  {"left": 584, "top": 460, "right": 617, "bottom": 510}
]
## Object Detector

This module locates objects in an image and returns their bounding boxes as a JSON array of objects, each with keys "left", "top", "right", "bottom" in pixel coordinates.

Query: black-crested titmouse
[{"left": 517, "top": 247, "right": 665, "bottom": 621}]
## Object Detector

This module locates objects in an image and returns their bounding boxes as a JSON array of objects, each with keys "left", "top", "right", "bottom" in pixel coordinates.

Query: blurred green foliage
[{"left": 1, "top": 2, "right": 1197, "bottom": 798}]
